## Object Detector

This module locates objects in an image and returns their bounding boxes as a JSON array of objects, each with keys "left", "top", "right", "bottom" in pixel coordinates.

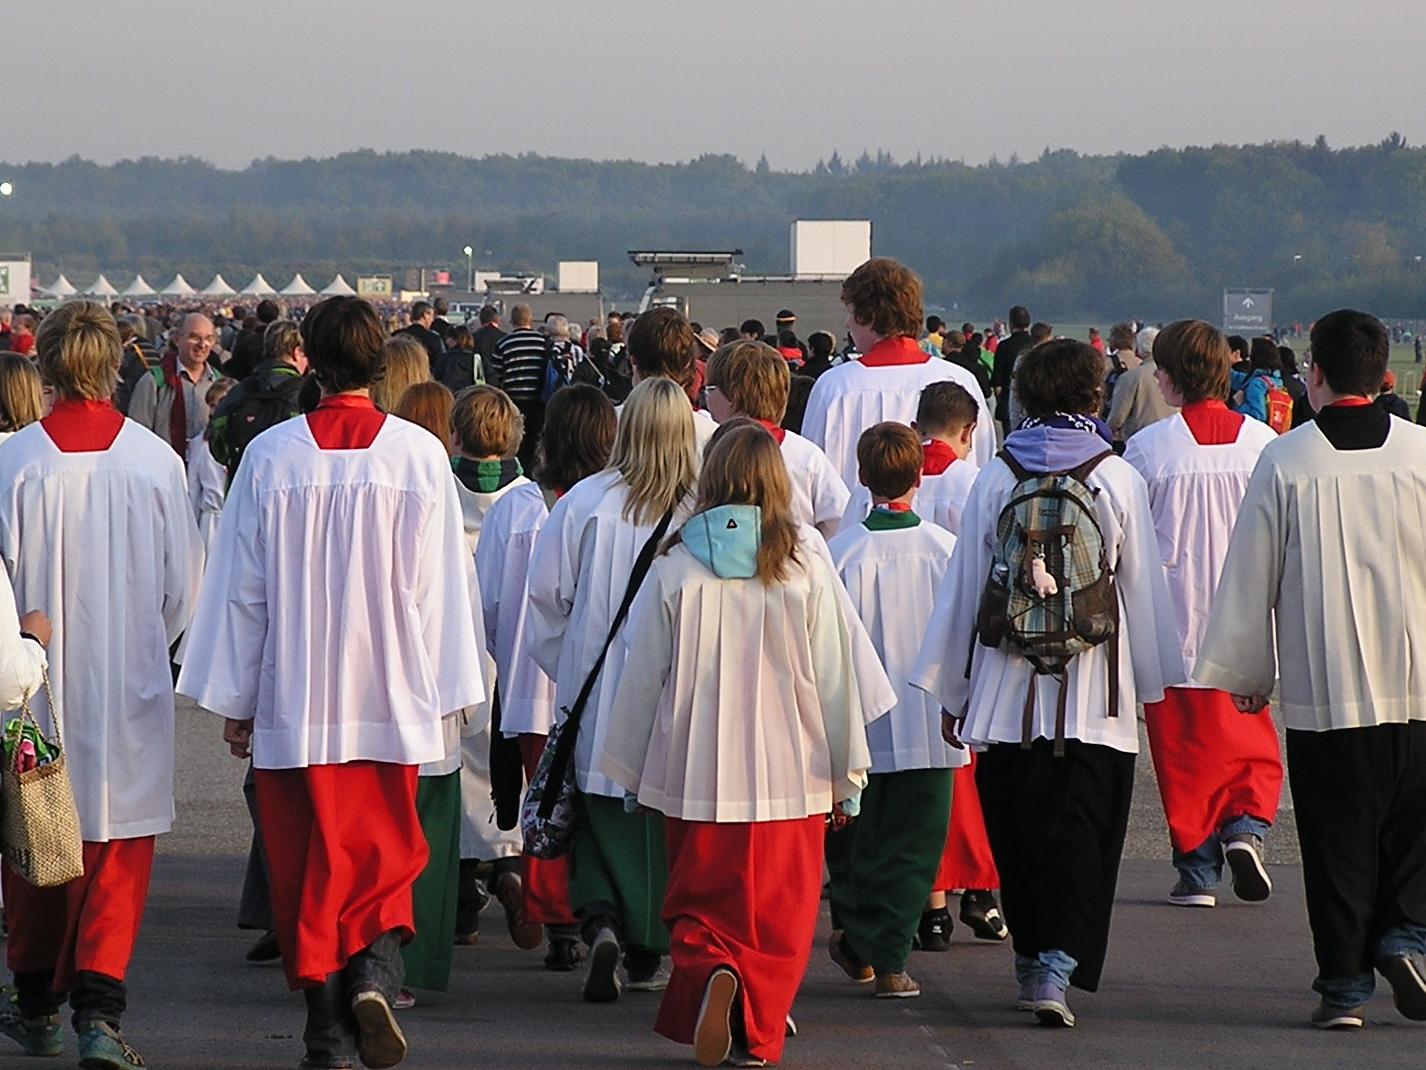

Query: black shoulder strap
[{"left": 998, "top": 448, "right": 1031, "bottom": 483}]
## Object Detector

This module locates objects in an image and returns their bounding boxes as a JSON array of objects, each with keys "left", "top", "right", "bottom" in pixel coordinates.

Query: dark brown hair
[
  {"left": 1153, "top": 320, "right": 1231, "bottom": 404},
  {"left": 840, "top": 257, "right": 923, "bottom": 339},
  {"left": 915, "top": 381, "right": 979, "bottom": 437},
  {"left": 300, "top": 296, "right": 387, "bottom": 393},
  {"left": 535, "top": 383, "right": 617, "bottom": 493},
  {"left": 627, "top": 306, "right": 697, "bottom": 386},
  {"left": 1014, "top": 339, "right": 1104, "bottom": 419},
  {"left": 856, "top": 421, "right": 923, "bottom": 499}
]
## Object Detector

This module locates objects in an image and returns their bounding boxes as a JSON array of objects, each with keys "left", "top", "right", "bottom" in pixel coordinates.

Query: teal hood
[{"left": 682, "top": 505, "right": 762, "bottom": 579}]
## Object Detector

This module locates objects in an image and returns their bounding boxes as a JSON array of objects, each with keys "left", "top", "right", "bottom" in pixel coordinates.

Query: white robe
[
  {"left": 827, "top": 519, "right": 966, "bottom": 774},
  {"left": 1122, "top": 413, "right": 1276, "bottom": 684},
  {"left": 1195, "top": 417, "right": 1426, "bottom": 732},
  {"left": 801, "top": 357, "right": 995, "bottom": 488},
  {"left": 187, "top": 432, "right": 227, "bottom": 565},
  {"left": 776, "top": 430, "right": 850, "bottom": 535},
  {"left": 473, "top": 481, "right": 557, "bottom": 737},
  {"left": 910, "top": 454, "right": 1186, "bottom": 754},
  {"left": 0, "top": 420, "right": 200, "bottom": 841},
  {"left": 599, "top": 531, "right": 895, "bottom": 822},
  {"left": 177, "top": 415, "right": 485, "bottom": 770},
  {"left": 838, "top": 458, "right": 978, "bottom": 537}
]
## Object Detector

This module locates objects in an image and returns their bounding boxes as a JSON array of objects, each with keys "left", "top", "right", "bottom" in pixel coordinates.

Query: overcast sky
[{"left": 8, "top": 0, "right": 1423, "bottom": 171}]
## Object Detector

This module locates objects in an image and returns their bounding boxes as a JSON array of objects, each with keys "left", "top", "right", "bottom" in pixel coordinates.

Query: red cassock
[
  {"left": 934, "top": 753, "right": 1000, "bottom": 891},
  {"left": 1144, "top": 687, "right": 1283, "bottom": 853},
  {"left": 255, "top": 762, "right": 427, "bottom": 990},
  {"left": 4, "top": 837, "right": 155, "bottom": 991},
  {"left": 517, "top": 734, "right": 577, "bottom": 926},
  {"left": 657, "top": 816, "right": 824, "bottom": 1065}
]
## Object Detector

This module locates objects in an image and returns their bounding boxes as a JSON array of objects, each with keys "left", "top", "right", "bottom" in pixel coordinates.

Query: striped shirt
[{"left": 489, "top": 328, "right": 548, "bottom": 402}]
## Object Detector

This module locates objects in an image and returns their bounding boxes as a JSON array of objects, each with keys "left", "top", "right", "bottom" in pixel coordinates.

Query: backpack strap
[
  {"left": 998, "top": 448, "right": 1031, "bottom": 483},
  {"left": 1065, "top": 449, "right": 1113, "bottom": 486}
]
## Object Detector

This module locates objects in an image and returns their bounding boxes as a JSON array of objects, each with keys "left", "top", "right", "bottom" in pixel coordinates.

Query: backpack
[
  {"left": 541, "top": 339, "right": 605, "bottom": 403},
  {"left": 223, "top": 377, "right": 304, "bottom": 472},
  {"left": 1263, "top": 382, "right": 1293, "bottom": 435},
  {"left": 973, "top": 450, "right": 1120, "bottom": 756}
]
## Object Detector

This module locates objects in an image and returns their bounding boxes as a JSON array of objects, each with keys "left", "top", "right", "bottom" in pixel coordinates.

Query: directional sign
[{"left": 1223, "top": 289, "right": 1273, "bottom": 334}]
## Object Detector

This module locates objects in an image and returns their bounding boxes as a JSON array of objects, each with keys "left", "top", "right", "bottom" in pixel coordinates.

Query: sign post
[{"left": 1223, "top": 288, "right": 1274, "bottom": 334}]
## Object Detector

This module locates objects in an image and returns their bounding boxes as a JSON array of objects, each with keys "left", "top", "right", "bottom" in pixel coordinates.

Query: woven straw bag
[{"left": 1, "top": 667, "right": 84, "bottom": 887}]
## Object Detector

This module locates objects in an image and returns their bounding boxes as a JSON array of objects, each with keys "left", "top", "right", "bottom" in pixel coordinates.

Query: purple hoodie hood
[{"left": 1003, "top": 416, "right": 1114, "bottom": 474}]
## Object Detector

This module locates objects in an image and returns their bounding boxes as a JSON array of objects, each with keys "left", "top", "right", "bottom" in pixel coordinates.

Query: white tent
[
  {"left": 161, "top": 274, "right": 196, "bottom": 296},
  {"left": 201, "top": 273, "right": 237, "bottom": 296},
  {"left": 279, "top": 273, "right": 316, "bottom": 296},
  {"left": 240, "top": 273, "right": 276, "bottom": 296},
  {"left": 44, "top": 274, "right": 78, "bottom": 297},
  {"left": 121, "top": 274, "right": 156, "bottom": 297},
  {"left": 87, "top": 274, "right": 119, "bottom": 297},
  {"left": 320, "top": 274, "right": 356, "bottom": 296}
]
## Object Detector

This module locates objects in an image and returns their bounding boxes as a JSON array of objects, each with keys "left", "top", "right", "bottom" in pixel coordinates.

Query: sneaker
[
  {"left": 1015, "top": 982, "right": 1036, "bottom": 1012},
  {"left": 1167, "top": 880, "right": 1216, "bottom": 908},
  {"left": 392, "top": 989, "right": 415, "bottom": 1011},
  {"left": 453, "top": 871, "right": 490, "bottom": 943},
  {"left": 245, "top": 929, "right": 282, "bottom": 963},
  {"left": 350, "top": 990, "right": 407, "bottom": 1069},
  {"left": 784, "top": 1013, "right": 797, "bottom": 1038},
  {"left": 0, "top": 1005, "right": 62, "bottom": 1056},
  {"left": 914, "top": 907, "right": 952, "bottom": 952},
  {"left": 960, "top": 892, "right": 1009, "bottom": 941},
  {"left": 76, "top": 1022, "right": 145, "bottom": 1068},
  {"left": 625, "top": 961, "right": 671, "bottom": 992},
  {"left": 1030, "top": 981, "right": 1076, "bottom": 1028},
  {"left": 874, "top": 971, "right": 921, "bottom": 999},
  {"left": 581, "top": 927, "right": 622, "bottom": 1003},
  {"left": 693, "top": 968, "right": 737, "bottom": 1068},
  {"left": 299, "top": 1057, "right": 355, "bottom": 1069},
  {"left": 828, "top": 930, "right": 874, "bottom": 984},
  {"left": 1377, "top": 951, "right": 1426, "bottom": 1021},
  {"left": 730, "top": 1051, "right": 767, "bottom": 1069},
  {"left": 1310, "top": 999, "right": 1365, "bottom": 1030},
  {"left": 495, "top": 871, "right": 543, "bottom": 950},
  {"left": 544, "top": 936, "right": 582, "bottom": 972},
  {"left": 1224, "top": 835, "right": 1273, "bottom": 903}
]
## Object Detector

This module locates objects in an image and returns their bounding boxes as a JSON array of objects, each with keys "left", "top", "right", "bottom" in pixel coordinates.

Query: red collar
[
  {"left": 1326, "top": 397, "right": 1373, "bottom": 408},
  {"left": 753, "top": 418, "right": 787, "bottom": 445},
  {"left": 921, "top": 439, "right": 957, "bottom": 476},
  {"left": 307, "top": 392, "right": 385, "bottom": 450},
  {"left": 873, "top": 500, "right": 913, "bottom": 512},
  {"left": 1180, "top": 399, "right": 1244, "bottom": 446},
  {"left": 42, "top": 398, "right": 125, "bottom": 453},
  {"left": 858, "top": 336, "right": 930, "bottom": 368}
]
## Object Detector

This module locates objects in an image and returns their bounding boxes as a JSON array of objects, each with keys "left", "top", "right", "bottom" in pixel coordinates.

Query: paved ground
[{"left": 37, "top": 700, "right": 1416, "bottom": 1070}]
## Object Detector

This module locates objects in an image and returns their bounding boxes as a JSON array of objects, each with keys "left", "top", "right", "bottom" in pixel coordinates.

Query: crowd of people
[{"left": 0, "top": 255, "right": 1420, "bottom": 1069}]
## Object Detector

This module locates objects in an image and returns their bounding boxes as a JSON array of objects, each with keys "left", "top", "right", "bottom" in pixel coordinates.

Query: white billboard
[
  {"left": 791, "top": 220, "right": 871, "bottom": 278},
  {"left": 0, "top": 258, "right": 32, "bottom": 304},
  {"left": 557, "top": 260, "right": 599, "bottom": 293}
]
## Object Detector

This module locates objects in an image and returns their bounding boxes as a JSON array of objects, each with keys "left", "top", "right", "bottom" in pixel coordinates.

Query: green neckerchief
[
  {"left": 453, "top": 457, "right": 523, "bottom": 495},
  {"left": 862, "top": 506, "right": 921, "bottom": 531}
]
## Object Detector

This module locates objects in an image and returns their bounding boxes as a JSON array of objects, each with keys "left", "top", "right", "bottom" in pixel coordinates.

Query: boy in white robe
[
  {"left": 1195, "top": 309, "right": 1426, "bottom": 1030},
  {"left": 178, "top": 297, "right": 485, "bottom": 1070},
  {"left": 0, "top": 302, "right": 200, "bottom": 1069},
  {"left": 704, "top": 339, "right": 849, "bottom": 538},
  {"left": 801, "top": 257, "right": 995, "bottom": 489},
  {"left": 187, "top": 378, "right": 234, "bottom": 564},
  {"left": 825, "top": 423, "right": 962, "bottom": 999}
]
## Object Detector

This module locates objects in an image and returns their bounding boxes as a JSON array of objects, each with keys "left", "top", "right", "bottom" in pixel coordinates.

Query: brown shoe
[
  {"left": 495, "top": 871, "right": 543, "bottom": 950},
  {"left": 693, "top": 968, "right": 737, "bottom": 1067},
  {"left": 828, "top": 931, "right": 874, "bottom": 983},
  {"left": 874, "top": 971, "right": 921, "bottom": 999}
]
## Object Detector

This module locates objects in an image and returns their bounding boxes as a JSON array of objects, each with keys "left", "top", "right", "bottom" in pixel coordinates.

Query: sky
[{"left": 8, "top": 0, "right": 1424, "bottom": 171}]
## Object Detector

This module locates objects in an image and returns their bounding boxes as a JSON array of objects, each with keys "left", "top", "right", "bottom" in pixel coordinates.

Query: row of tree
[{"left": 2, "top": 135, "right": 1423, "bottom": 321}]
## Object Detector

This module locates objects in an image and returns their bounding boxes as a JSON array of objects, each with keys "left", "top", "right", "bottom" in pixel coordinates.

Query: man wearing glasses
[{"left": 128, "top": 312, "right": 221, "bottom": 460}]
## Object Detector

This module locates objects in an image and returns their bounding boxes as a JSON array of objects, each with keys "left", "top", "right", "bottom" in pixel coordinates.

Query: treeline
[{"left": 3, "top": 135, "right": 1424, "bottom": 320}]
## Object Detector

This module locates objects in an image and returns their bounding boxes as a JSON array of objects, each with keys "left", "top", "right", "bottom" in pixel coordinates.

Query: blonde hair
[
  {"left": 451, "top": 384, "right": 522, "bottom": 458},
  {"left": 671, "top": 419, "right": 800, "bottom": 584},
  {"left": 36, "top": 301, "right": 121, "bottom": 401},
  {"left": 608, "top": 377, "right": 696, "bottom": 526},
  {"left": 396, "top": 381, "right": 456, "bottom": 455},
  {"left": 372, "top": 334, "right": 432, "bottom": 412},
  {"left": 0, "top": 353, "right": 43, "bottom": 431},
  {"left": 705, "top": 340, "right": 789, "bottom": 423}
]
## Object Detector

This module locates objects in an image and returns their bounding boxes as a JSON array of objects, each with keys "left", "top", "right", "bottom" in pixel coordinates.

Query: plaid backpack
[{"left": 974, "top": 450, "right": 1120, "bottom": 755}]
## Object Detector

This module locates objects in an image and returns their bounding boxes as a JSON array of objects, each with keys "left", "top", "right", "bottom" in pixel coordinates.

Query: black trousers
[
  {"left": 1286, "top": 722, "right": 1426, "bottom": 982},
  {"left": 514, "top": 398, "right": 545, "bottom": 474},
  {"left": 239, "top": 763, "right": 275, "bottom": 931},
  {"left": 15, "top": 969, "right": 125, "bottom": 1029},
  {"left": 976, "top": 738, "right": 1135, "bottom": 992}
]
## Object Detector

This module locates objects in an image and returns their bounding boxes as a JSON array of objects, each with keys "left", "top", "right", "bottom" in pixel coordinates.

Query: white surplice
[
  {"left": 838, "top": 458, "right": 978, "bottom": 537},
  {"left": 801, "top": 358, "right": 995, "bottom": 488},
  {"left": 599, "top": 530, "right": 895, "bottom": 822},
  {"left": 1195, "top": 417, "right": 1426, "bottom": 732},
  {"left": 777, "top": 430, "right": 851, "bottom": 535},
  {"left": 177, "top": 415, "right": 485, "bottom": 770},
  {"left": 910, "top": 455, "right": 1186, "bottom": 754},
  {"left": 1122, "top": 412, "right": 1276, "bottom": 683},
  {"left": 0, "top": 420, "right": 201, "bottom": 840},
  {"left": 186, "top": 432, "right": 227, "bottom": 564},
  {"left": 827, "top": 518, "right": 966, "bottom": 773}
]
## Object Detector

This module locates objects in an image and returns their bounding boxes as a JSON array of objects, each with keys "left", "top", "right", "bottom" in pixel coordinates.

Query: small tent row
[{"left": 41, "top": 273, "right": 359, "bottom": 299}]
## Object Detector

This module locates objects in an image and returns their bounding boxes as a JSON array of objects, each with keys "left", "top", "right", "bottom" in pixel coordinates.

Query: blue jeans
[
  {"left": 1015, "top": 950, "right": 1078, "bottom": 991},
  {"left": 1315, "top": 924, "right": 1426, "bottom": 1007},
  {"left": 1173, "top": 815, "right": 1271, "bottom": 891}
]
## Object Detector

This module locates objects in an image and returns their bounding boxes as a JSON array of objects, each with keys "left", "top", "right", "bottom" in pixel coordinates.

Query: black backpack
[{"left": 223, "top": 378, "right": 304, "bottom": 475}]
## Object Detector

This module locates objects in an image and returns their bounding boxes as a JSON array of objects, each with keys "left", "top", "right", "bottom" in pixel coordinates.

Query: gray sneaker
[
  {"left": 1310, "top": 999, "right": 1365, "bottom": 1030},
  {"left": 582, "top": 928, "right": 622, "bottom": 1003},
  {"left": 1377, "top": 951, "right": 1426, "bottom": 1021},
  {"left": 0, "top": 1005, "right": 62, "bottom": 1057},
  {"left": 1224, "top": 834, "right": 1272, "bottom": 902},
  {"left": 1167, "top": 880, "right": 1216, "bottom": 908},
  {"left": 1029, "top": 980, "right": 1075, "bottom": 1028}
]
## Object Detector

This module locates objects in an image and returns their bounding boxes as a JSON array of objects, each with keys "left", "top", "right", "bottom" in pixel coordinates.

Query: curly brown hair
[
  {"left": 840, "top": 257, "right": 924, "bottom": 340},
  {"left": 1013, "top": 338, "right": 1104, "bottom": 419}
]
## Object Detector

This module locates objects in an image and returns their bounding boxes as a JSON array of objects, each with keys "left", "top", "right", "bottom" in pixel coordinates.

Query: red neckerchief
[
  {"left": 753, "top": 417, "right": 788, "bottom": 445},
  {"left": 921, "top": 439, "right": 957, "bottom": 476},
  {"left": 307, "top": 393, "right": 386, "bottom": 450},
  {"left": 159, "top": 350, "right": 190, "bottom": 460},
  {"left": 873, "top": 500, "right": 913, "bottom": 512},
  {"left": 858, "top": 336, "right": 930, "bottom": 368},
  {"left": 42, "top": 398, "right": 124, "bottom": 453},
  {"left": 1180, "top": 399, "right": 1244, "bottom": 446},
  {"left": 1326, "top": 397, "right": 1373, "bottom": 408},
  {"left": 777, "top": 346, "right": 805, "bottom": 368}
]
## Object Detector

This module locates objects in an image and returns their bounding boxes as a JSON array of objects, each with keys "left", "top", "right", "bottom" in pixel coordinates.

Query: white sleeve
[
  {"left": 473, "top": 506, "right": 507, "bottom": 659},
  {"left": 162, "top": 455, "right": 204, "bottom": 643},
  {"left": 806, "top": 562, "right": 877, "bottom": 805},
  {"left": 599, "top": 572, "right": 673, "bottom": 794},
  {"left": 810, "top": 450, "right": 852, "bottom": 532},
  {"left": 416, "top": 470, "right": 487, "bottom": 717},
  {"left": 0, "top": 564, "right": 45, "bottom": 709},
  {"left": 1111, "top": 466, "right": 1189, "bottom": 703},
  {"left": 801, "top": 376, "right": 832, "bottom": 451},
  {"left": 527, "top": 495, "right": 577, "bottom": 679},
  {"left": 970, "top": 394, "right": 997, "bottom": 466}
]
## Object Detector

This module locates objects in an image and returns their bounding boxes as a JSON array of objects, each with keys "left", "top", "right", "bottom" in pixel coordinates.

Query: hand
[
  {"left": 1231, "top": 693, "right": 1269, "bottom": 714},
  {"left": 223, "top": 718, "right": 255, "bottom": 760},
  {"left": 941, "top": 710, "right": 966, "bottom": 749},
  {"left": 827, "top": 809, "right": 855, "bottom": 831},
  {"left": 18, "top": 611, "right": 51, "bottom": 648}
]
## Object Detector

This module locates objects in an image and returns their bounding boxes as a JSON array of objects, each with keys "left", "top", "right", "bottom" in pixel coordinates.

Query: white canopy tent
[
  {"left": 240, "top": 273, "right": 276, "bottom": 296},
  {"left": 44, "top": 274, "right": 78, "bottom": 297},
  {"left": 121, "top": 274, "right": 156, "bottom": 297},
  {"left": 87, "top": 274, "right": 119, "bottom": 297},
  {"left": 320, "top": 274, "right": 356, "bottom": 296},
  {"left": 201, "top": 273, "right": 237, "bottom": 296},
  {"left": 161, "top": 274, "right": 196, "bottom": 296},
  {"left": 279, "top": 273, "right": 316, "bottom": 296}
]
